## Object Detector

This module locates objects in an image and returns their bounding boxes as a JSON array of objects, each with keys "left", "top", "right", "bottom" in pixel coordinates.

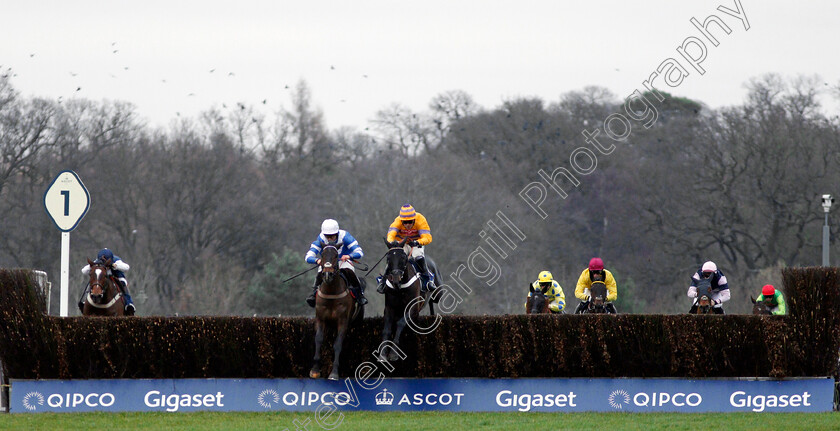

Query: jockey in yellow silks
[
  {"left": 377, "top": 204, "right": 434, "bottom": 293},
  {"left": 574, "top": 257, "right": 618, "bottom": 314},
  {"left": 525, "top": 270, "right": 566, "bottom": 313}
]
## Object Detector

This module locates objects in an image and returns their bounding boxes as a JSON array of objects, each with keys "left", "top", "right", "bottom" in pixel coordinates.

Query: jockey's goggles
[
  {"left": 702, "top": 271, "right": 714, "bottom": 278},
  {"left": 539, "top": 282, "right": 551, "bottom": 288}
]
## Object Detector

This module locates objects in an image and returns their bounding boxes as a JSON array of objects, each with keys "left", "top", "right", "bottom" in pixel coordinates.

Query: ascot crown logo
[{"left": 375, "top": 388, "right": 394, "bottom": 406}]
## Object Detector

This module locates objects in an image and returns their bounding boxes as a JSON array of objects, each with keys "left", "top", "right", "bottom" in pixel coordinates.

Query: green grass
[{"left": 1, "top": 411, "right": 839, "bottom": 431}]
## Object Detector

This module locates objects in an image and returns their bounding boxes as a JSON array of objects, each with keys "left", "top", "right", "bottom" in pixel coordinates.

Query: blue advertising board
[{"left": 10, "top": 377, "right": 834, "bottom": 413}]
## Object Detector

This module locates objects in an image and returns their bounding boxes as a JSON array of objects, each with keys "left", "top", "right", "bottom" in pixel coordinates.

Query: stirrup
[{"left": 125, "top": 303, "right": 136, "bottom": 316}]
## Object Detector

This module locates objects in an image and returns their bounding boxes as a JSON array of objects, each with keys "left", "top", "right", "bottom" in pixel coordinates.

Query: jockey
[
  {"left": 574, "top": 257, "right": 617, "bottom": 314},
  {"left": 305, "top": 219, "right": 367, "bottom": 307},
  {"left": 687, "top": 261, "right": 730, "bottom": 314},
  {"left": 377, "top": 204, "right": 434, "bottom": 294},
  {"left": 526, "top": 270, "right": 566, "bottom": 313},
  {"left": 79, "top": 248, "right": 135, "bottom": 315},
  {"left": 756, "top": 284, "right": 786, "bottom": 315}
]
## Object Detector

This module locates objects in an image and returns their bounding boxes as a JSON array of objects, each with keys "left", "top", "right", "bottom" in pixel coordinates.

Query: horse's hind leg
[
  {"left": 390, "top": 315, "right": 410, "bottom": 362},
  {"left": 310, "top": 319, "right": 324, "bottom": 378},
  {"left": 330, "top": 320, "right": 349, "bottom": 381}
]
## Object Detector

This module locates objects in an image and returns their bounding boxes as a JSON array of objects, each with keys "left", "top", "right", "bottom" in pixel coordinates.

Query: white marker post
[{"left": 43, "top": 170, "right": 90, "bottom": 317}]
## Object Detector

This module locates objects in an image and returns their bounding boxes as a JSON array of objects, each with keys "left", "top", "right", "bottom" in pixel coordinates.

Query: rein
[
  {"left": 364, "top": 251, "right": 389, "bottom": 277},
  {"left": 282, "top": 265, "right": 319, "bottom": 283}
]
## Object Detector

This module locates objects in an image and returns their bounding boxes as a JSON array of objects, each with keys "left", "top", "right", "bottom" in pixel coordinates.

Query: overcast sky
[{"left": 3, "top": 0, "right": 839, "bottom": 130}]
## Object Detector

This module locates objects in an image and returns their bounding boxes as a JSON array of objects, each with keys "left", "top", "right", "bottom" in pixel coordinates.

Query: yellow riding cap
[
  {"left": 538, "top": 271, "right": 553, "bottom": 283},
  {"left": 399, "top": 204, "right": 417, "bottom": 220}
]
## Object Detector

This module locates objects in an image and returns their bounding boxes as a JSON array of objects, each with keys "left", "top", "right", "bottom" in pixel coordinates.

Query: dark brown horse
[
  {"left": 582, "top": 281, "right": 614, "bottom": 314},
  {"left": 526, "top": 283, "right": 550, "bottom": 314},
  {"left": 693, "top": 293, "right": 714, "bottom": 314},
  {"left": 379, "top": 238, "right": 434, "bottom": 361},
  {"left": 689, "top": 278, "right": 715, "bottom": 314},
  {"left": 751, "top": 296, "right": 772, "bottom": 315},
  {"left": 82, "top": 258, "right": 125, "bottom": 317},
  {"left": 310, "top": 243, "right": 363, "bottom": 380}
]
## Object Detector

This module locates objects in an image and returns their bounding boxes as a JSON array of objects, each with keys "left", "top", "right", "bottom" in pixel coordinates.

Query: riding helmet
[
  {"left": 538, "top": 271, "right": 553, "bottom": 283},
  {"left": 588, "top": 257, "right": 604, "bottom": 271},
  {"left": 321, "top": 219, "right": 340, "bottom": 235},
  {"left": 762, "top": 284, "right": 775, "bottom": 296},
  {"left": 97, "top": 248, "right": 114, "bottom": 262},
  {"left": 399, "top": 204, "right": 416, "bottom": 220}
]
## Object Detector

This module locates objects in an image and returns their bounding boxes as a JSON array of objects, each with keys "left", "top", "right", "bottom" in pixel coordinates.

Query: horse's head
[
  {"left": 383, "top": 237, "right": 409, "bottom": 287},
  {"left": 587, "top": 281, "right": 609, "bottom": 313},
  {"left": 87, "top": 257, "right": 113, "bottom": 304},
  {"left": 751, "top": 296, "right": 772, "bottom": 315},
  {"left": 696, "top": 293, "right": 713, "bottom": 314},
  {"left": 319, "top": 243, "right": 340, "bottom": 283},
  {"left": 527, "top": 284, "right": 548, "bottom": 314}
]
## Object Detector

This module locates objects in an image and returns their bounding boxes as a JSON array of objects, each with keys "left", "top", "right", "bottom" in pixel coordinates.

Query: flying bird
[
  {"left": 75, "top": 87, "right": 81, "bottom": 92},
  {"left": 262, "top": 99, "right": 267, "bottom": 104},
  {"left": 330, "top": 65, "right": 335, "bottom": 70},
  {"left": 210, "top": 69, "right": 215, "bottom": 73}
]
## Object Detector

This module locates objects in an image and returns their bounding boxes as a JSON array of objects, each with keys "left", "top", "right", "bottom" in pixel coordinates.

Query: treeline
[{"left": 0, "top": 74, "right": 838, "bottom": 316}]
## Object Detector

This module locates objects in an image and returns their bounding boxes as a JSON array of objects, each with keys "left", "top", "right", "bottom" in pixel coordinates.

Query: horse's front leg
[
  {"left": 379, "top": 311, "right": 395, "bottom": 362},
  {"left": 310, "top": 319, "right": 325, "bottom": 378},
  {"left": 330, "top": 320, "right": 349, "bottom": 381}
]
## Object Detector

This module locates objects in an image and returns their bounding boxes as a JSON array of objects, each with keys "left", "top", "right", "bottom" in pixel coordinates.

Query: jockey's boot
[
  {"left": 345, "top": 271, "right": 368, "bottom": 306},
  {"left": 376, "top": 275, "right": 386, "bottom": 294},
  {"left": 306, "top": 273, "right": 323, "bottom": 308},
  {"left": 77, "top": 284, "right": 90, "bottom": 313},
  {"left": 117, "top": 279, "right": 136, "bottom": 316},
  {"left": 414, "top": 257, "right": 435, "bottom": 293}
]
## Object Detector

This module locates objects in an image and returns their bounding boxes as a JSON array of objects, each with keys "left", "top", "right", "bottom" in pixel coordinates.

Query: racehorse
[
  {"left": 689, "top": 278, "right": 715, "bottom": 314},
  {"left": 581, "top": 281, "right": 613, "bottom": 314},
  {"left": 310, "top": 243, "right": 364, "bottom": 380},
  {"left": 526, "top": 283, "right": 550, "bottom": 314},
  {"left": 82, "top": 258, "right": 125, "bottom": 317},
  {"left": 751, "top": 296, "right": 772, "bottom": 315},
  {"left": 379, "top": 237, "right": 435, "bottom": 361}
]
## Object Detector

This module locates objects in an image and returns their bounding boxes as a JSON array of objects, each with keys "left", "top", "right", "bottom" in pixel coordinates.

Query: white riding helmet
[
  {"left": 321, "top": 219, "right": 340, "bottom": 236},
  {"left": 701, "top": 261, "right": 717, "bottom": 273}
]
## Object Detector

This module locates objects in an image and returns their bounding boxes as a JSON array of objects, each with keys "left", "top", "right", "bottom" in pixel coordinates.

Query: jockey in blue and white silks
[
  {"left": 79, "top": 248, "right": 135, "bottom": 315},
  {"left": 687, "top": 260, "right": 730, "bottom": 314},
  {"left": 305, "top": 219, "right": 367, "bottom": 307}
]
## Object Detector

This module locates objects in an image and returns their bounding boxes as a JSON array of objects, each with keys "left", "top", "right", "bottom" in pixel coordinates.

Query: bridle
[
  {"left": 383, "top": 247, "right": 419, "bottom": 290},
  {"left": 86, "top": 263, "right": 122, "bottom": 308},
  {"left": 317, "top": 244, "right": 349, "bottom": 300}
]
